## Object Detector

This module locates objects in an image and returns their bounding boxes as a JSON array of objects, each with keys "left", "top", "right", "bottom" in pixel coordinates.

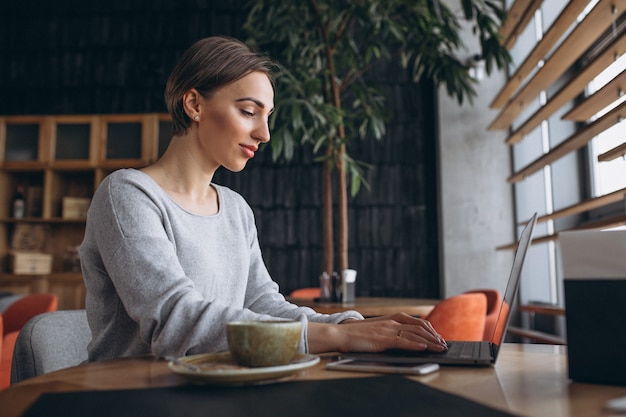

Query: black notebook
[{"left": 22, "top": 375, "right": 517, "bottom": 417}]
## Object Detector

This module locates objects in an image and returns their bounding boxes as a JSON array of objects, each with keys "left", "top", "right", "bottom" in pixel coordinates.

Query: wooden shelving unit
[{"left": 0, "top": 113, "right": 171, "bottom": 309}]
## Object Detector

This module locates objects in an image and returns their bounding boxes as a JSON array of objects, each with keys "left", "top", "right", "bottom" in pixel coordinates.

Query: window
[
  {"left": 588, "top": 54, "right": 626, "bottom": 197},
  {"left": 492, "top": 0, "right": 626, "bottom": 322}
]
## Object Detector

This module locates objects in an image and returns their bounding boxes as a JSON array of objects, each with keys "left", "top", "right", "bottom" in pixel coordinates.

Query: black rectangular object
[{"left": 564, "top": 279, "right": 626, "bottom": 386}]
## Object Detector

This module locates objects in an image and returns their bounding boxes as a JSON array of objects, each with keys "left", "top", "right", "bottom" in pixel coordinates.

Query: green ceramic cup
[{"left": 226, "top": 320, "right": 302, "bottom": 367}]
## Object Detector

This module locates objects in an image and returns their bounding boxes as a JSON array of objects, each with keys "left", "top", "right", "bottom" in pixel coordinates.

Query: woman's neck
[{"left": 141, "top": 136, "right": 220, "bottom": 215}]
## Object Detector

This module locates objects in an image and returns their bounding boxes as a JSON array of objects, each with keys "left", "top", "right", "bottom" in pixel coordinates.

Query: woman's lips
[{"left": 240, "top": 144, "right": 257, "bottom": 158}]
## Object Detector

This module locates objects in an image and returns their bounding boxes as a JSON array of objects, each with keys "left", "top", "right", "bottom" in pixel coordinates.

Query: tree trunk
[
  {"left": 322, "top": 40, "right": 349, "bottom": 275},
  {"left": 336, "top": 142, "right": 348, "bottom": 273},
  {"left": 327, "top": 51, "right": 349, "bottom": 275},
  {"left": 322, "top": 147, "right": 334, "bottom": 275}
]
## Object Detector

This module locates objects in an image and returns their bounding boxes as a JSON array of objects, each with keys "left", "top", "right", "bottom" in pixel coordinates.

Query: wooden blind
[
  {"left": 493, "top": 1, "right": 626, "bottom": 248},
  {"left": 490, "top": 0, "right": 589, "bottom": 109},
  {"left": 508, "top": 99, "right": 626, "bottom": 183},
  {"left": 497, "top": 212, "right": 626, "bottom": 250},
  {"left": 598, "top": 142, "right": 626, "bottom": 161},
  {"left": 490, "top": 0, "right": 626, "bottom": 130},
  {"left": 498, "top": 0, "right": 543, "bottom": 51},
  {"left": 562, "top": 67, "right": 626, "bottom": 121},
  {"left": 505, "top": 22, "right": 626, "bottom": 146}
]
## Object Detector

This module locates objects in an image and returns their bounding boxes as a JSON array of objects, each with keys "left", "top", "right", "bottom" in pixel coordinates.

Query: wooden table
[
  {"left": 287, "top": 296, "right": 438, "bottom": 317},
  {"left": 2, "top": 344, "right": 626, "bottom": 417}
]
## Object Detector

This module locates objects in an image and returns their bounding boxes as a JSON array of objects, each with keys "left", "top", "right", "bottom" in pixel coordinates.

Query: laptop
[{"left": 339, "top": 212, "right": 537, "bottom": 366}]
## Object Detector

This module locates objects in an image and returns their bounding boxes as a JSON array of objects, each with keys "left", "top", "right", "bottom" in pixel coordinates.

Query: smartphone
[
  {"left": 605, "top": 396, "right": 626, "bottom": 413},
  {"left": 326, "top": 359, "right": 440, "bottom": 375}
]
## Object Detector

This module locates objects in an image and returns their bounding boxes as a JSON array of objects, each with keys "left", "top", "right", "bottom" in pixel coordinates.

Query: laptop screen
[{"left": 488, "top": 213, "right": 537, "bottom": 350}]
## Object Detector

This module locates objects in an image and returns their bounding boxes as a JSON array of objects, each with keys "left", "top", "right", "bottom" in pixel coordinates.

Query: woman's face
[{"left": 196, "top": 71, "right": 274, "bottom": 173}]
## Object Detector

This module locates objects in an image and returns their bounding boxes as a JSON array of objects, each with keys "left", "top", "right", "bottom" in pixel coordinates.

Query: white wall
[{"left": 437, "top": 4, "right": 515, "bottom": 297}]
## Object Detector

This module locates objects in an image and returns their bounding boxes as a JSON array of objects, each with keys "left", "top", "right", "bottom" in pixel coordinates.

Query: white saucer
[{"left": 168, "top": 352, "right": 320, "bottom": 385}]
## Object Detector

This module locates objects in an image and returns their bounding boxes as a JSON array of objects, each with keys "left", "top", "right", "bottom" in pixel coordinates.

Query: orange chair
[
  {"left": 464, "top": 289, "right": 503, "bottom": 341},
  {"left": 0, "top": 294, "right": 58, "bottom": 390},
  {"left": 424, "top": 293, "right": 487, "bottom": 341},
  {"left": 492, "top": 301, "right": 510, "bottom": 344},
  {"left": 289, "top": 287, "right": 321, "bottom": 299},
  {"left": 0, "top": 315, "right": 3, "bottom": 368}
]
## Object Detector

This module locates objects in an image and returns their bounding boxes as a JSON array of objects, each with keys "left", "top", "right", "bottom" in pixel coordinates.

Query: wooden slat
[
  {"left": 0, "top": 120, "right": 5, "bottom": 163},
  {"left": 508, "top": 326, "right": 567, "bottom": 344},
  {"left": 491, "top": 0, "right": 588, "bottom": 109},
  {"left": 505, "top": 29, "right": 626, "bottom": 145},
  {"left": 563, "top": 68, "right": 626, "bottom": 121},
  {"left": 489, "top": 0, "right": 626, "bottom": 131},
  {"left": 563, "top": 213, "right": 626, "bottom": 232},
  {"left": 496, "top": 212, "right": 626, "bottom": 250},
  {"left": 500, "top": 0, "right": 542, "bottom": 50},
  {"left": 496, "top": 233, "right": 555, "bottom": 251},
  {"left": 578, "top": 213, "right": 626, "bottom": 229},
  {"left": 536, "top": 187, "right": 626, "bottom": 222},
  {"left": 508, "top": 100, "right": 626, "bottom": 183},
  {"left": 519, "top": 304, "right": 564, "bottom": 316},
  {"left": 598, "top": 142, "right": 626, "bottom": 161},
  {"left": 499, "top": 0, "right": 535, "bottom": 42}
]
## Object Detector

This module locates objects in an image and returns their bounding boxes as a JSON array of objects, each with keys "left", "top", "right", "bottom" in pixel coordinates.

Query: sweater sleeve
[{"left": 237, "top": 207, "right": 364, "bottom": 351}]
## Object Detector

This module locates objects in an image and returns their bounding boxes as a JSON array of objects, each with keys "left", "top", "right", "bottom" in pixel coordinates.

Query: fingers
[
  {"left": 373, "top": 312, "right": 445, "bottom": 344},
  {"left": 393, "top": 329, "right": 428, "bottom": 351},
  {"left": 377, "top": 313, "right": 448, "bottom": 351},
  {"left": 395, "top": 325, "right": 447, "bottom": 352},
  {"left": 333, "top": 314, "right": 448, "bottom": 353},
  {"left": 382, "top": 314, "right": 446, "bottom": 346}
]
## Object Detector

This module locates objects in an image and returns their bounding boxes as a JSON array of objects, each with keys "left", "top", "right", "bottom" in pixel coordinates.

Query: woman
[{"left": 79, "top": 36, "right": 447, "bottom": 362}]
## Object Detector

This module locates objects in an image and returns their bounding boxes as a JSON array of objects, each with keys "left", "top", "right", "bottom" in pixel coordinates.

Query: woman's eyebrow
[{"left": 236, "top": 97, "right": 274, "bottom": 114}]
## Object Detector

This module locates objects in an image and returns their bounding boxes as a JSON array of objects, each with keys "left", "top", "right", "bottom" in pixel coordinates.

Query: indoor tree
[{"left": 244, "top": 0, "right": 510, "bottom": 278}]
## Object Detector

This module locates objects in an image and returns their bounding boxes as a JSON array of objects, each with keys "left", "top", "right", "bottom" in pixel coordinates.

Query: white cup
[{"left": 341, "top": 269, "right": 357, "bottom": 303}]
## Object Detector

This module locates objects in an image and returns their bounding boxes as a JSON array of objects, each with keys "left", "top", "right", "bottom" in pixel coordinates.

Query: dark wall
[
  {"left": 0, "top": 0, "right": 249, "bottom": 114},
  {"left": 0, "top": 0, "right": 440, "bottom": 298}
]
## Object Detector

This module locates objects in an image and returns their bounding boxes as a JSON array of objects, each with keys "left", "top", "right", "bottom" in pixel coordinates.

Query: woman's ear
[{"left": 182, "top": 89, "right": 202, "bottom": 120}]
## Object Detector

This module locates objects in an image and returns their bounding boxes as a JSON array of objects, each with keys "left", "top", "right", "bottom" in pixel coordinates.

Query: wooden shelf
[
  {"left": 0, "top": 161, "right": 48, "bottom": 170},
  {"left": 489, "top": 0, "right": 626, "bottom": 131},
  {"left": 0, "top": 217, "right": 86, "bottom": 224},
  {"left": 0, "top": 271, "right": 83, "bottom": 281},
  {"left": 49, "top": 161, "right": 97, "bottom": 170},
  {"left": 0, "top": 113, "right": 171, "bottom": 309},
  {"left": 0, "top": 272, "right": 85, "bottom": 310}
]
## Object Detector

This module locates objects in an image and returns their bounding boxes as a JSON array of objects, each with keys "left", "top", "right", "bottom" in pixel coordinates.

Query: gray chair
[{"left": 11, "top": 309, "right": 91, "bottom": 384}]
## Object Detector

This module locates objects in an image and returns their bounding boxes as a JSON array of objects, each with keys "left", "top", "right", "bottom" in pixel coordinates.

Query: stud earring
[{"left": 194, "top": 115, "right": 199, "bottom": 121}]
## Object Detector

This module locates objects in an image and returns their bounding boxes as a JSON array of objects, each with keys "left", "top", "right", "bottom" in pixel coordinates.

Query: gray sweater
[{"left": 79, "top": 169, "right": 362, "bottom": 361}]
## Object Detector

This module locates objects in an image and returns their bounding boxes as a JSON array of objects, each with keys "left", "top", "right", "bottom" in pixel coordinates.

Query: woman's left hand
[{"left": 307, "top": 312, "right": 447, "bottom": 354}]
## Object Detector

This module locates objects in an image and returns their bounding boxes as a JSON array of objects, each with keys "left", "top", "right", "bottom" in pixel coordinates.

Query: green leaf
[{"left": 244, "top": 0, "right": 509, "bottom": 193}]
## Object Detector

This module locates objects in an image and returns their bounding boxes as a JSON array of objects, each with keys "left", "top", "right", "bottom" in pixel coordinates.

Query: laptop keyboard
[{"left": 445, "top": 341, "right": 481, "bottom": 359}]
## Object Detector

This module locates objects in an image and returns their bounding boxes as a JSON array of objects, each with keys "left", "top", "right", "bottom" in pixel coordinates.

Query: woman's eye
[{"left": 241, "top": 109, "right": 255, "bottom": 117}]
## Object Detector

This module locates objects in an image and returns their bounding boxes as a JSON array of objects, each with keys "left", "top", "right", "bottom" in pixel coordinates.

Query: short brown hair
[{"left": 165, "top": 36, "right": 275, "bottom": 136}]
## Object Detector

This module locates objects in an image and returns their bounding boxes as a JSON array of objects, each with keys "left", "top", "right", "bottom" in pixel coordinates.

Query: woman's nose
[{"left": 254, "top": 120, "right": 270, "bottom": 143}]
